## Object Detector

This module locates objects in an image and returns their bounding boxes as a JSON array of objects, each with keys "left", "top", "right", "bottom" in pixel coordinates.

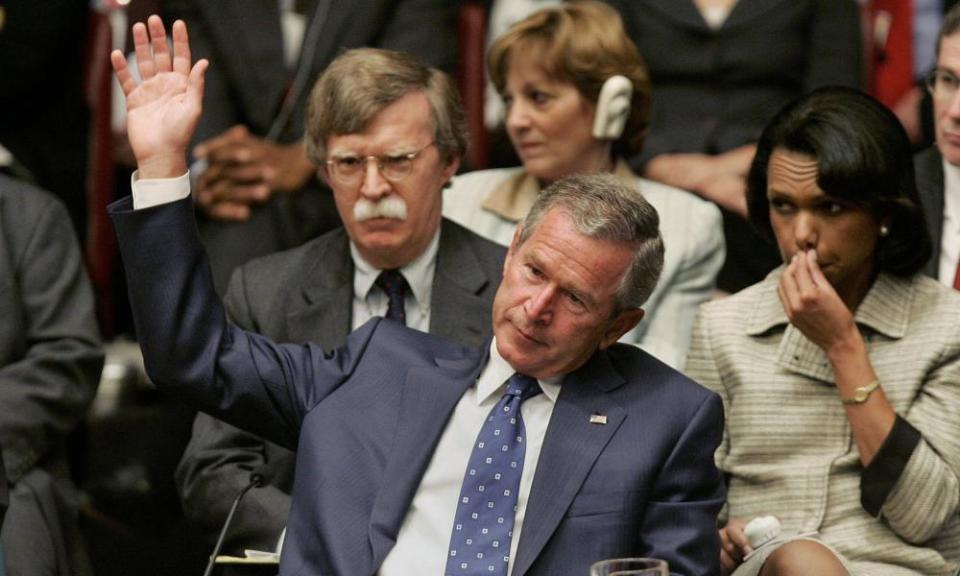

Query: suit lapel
[
  {"left": 513, "top": 353, "right": 627, "bottom": 576},
  {"left": 286, "top": 230, "right": 353, "bottom": 350},
  {"left": 431, "top": 220, "right": 498, "bottom": 347},
  {"left": 916, "top": 147, "right": 945, "bottom": 279},
  {"left": 367, "top": 352, "right": 484, "bottom": 568}
]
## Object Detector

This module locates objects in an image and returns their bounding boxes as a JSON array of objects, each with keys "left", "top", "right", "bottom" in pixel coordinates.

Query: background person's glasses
[
  {"left": 325, "top": 141, "right": 435, "bottom": 186},
  {"left": 925, "top": 69, "right": 960, "bottom": 99}
]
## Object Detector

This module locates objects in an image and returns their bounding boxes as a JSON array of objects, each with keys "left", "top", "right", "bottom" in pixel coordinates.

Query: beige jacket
[{"left": 687, "top": 270, "right": 960, "bottom": 576}]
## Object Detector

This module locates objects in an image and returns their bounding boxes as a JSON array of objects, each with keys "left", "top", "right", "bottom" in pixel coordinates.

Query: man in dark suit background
[
  {"left": 916, "top": 4, "right": 960, "bottom": 288},
  {"left": 109, "top": 17, "right": 725, "bottom": 575},
  {"left": 0, "top": 174, "right": 103, "bottom": 576},
  {"left": 173, "top": 47, "right": 506, "bottom": 554},
  {"left": 163, "top": 0, "right": 458, "bottom": 293}
]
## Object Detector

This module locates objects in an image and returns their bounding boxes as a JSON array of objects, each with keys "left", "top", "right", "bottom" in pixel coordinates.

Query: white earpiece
[{"left": 592, "top": 75, "right": 633, "bottom": 140}]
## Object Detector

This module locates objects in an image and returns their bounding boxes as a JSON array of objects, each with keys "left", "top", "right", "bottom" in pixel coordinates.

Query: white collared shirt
[
  {"left": 939, "top": 159, "right": 960, "bottom": 286},
  {"left": 379, "top": 338, "right": 560, "bottom": 576},
  {"left": 350, "top": 231, "right": 437, "bottom": 332}
]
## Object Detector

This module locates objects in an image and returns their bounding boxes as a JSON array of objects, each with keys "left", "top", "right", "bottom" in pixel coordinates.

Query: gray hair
[
  {"left": 518, "top": 173, "right": 664, "bottom": 310},
  {"left": 303, "top": 48, "right": 467, "bottom": 164}
]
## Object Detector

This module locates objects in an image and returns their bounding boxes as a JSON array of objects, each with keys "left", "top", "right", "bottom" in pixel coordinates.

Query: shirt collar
[
  {"left": 476, "top": 338, "right": 561, "bottom": 406},
  {"left": 481, "top": 158, "right": 637, "bottom": 222},
  {"left": 745, "top": 266, "right": 914, "bottom": 339},
  {"left": 350, "top": 226, "right": 441, "bottom": 307}
]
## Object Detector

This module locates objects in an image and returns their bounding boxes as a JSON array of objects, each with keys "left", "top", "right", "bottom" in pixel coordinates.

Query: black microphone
[{"left": 201, "top": 468, "right": 268, "bottom": 576}]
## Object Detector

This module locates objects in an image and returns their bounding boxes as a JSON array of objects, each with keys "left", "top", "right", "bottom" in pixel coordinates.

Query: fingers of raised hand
[
  {"left": 171, "top": 19, "right": 192, "bottom": 75},
  {"left": 111, "top": 50, "right": 138, "bottom": 96},
  {"left": 148, "top": 15, "right": 172, "bottom": 73}
]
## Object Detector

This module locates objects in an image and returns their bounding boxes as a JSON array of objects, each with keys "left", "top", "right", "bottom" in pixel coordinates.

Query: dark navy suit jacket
[{"left": 110, "top": 196, "right": 725, "bottom": 576}]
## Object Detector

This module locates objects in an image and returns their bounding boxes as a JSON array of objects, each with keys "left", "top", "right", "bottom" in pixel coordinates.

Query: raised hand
[{"left": 111, "top": 16, "right": 208, "bottom": 179}]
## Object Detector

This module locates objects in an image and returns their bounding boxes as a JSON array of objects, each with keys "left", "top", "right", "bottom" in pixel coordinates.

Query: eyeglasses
[
  {"left": 324, "top": 141, "right": 435, "bottom": 186},
  {"left": 925, "top": 68, "right": 960, "bottom": 99}
]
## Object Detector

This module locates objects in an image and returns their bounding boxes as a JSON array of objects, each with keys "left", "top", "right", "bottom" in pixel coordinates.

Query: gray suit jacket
[
  {"left": 914, "top": 146, "right": 945, "bottom": 279},
  {"left": 175, "top": 218, "right": 506, "bottom": 552},
  {"left": 163, "top": 0, "right": 459, "bottom": 293},
  {"left": 0, "top": 175, "right": 102, "bottom": 575}
]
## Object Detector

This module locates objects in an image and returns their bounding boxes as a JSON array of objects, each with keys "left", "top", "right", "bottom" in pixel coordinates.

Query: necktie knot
[
  {"left": 505, "top": 373, "right": 540, "bottom": 403},
  {"left": 375, "top": 269, "right": 409, "bottom": 324}
]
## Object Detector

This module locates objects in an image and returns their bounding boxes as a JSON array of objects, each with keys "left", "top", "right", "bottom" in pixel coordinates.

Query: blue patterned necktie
[
  {"left": 445, "top": 373, "right": 542, "bottom": 576},
  {"left": 375, "top": 269, "right": 408, "bottom": 325}
]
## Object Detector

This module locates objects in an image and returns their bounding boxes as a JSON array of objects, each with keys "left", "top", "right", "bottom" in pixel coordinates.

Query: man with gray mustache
[{"left": 174, "top": 47, "right": 507, "bottom": 554}]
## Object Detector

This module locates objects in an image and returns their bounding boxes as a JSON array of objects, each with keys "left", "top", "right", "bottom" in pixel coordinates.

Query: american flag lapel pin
[{"left": 589, "top": 413, "right": 607, "bottom": 425}]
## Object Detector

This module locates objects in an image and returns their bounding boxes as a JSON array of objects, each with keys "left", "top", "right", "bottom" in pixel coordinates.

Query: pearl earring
[{"left": 879, "top": 224, "right": 890, "bottom": 237}]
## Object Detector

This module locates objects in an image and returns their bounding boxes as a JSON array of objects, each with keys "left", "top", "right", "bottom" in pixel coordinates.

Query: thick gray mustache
[{"left": 353, "top": 197, "right": 408, "bottom": 222}]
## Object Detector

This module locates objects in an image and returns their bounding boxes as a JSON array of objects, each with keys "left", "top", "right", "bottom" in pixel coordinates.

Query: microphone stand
[{"left": 201, "top": 471, "right": 265, "bottom": 576}]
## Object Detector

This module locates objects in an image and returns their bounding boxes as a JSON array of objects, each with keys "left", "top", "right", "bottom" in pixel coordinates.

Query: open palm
[{"left": 112, "top": 16, "right": 207, "bottom": 178}]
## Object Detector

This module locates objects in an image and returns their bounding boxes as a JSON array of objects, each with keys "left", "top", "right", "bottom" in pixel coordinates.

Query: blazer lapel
[
  {"left": 368, "top": 352, "right": 485, "bottom": 568},
  {"left": 286, "top": 230, "right": 353, "bottom": 350},
  {"left": 513, "top": 354, "right": 627, "bottom": 576},
  {"left": 431, "top": 219, "right": 498, "bottom": 347},
  {"left": 916, "top": 147, "right": 945, "bottom": 279}
]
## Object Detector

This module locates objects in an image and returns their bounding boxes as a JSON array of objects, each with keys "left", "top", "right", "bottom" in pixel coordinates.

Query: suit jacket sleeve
[
  {"left": 109, "top": 195, "right": 375, "bottom": 449},
  {"left": 0, "top": 185, "right": 102, "bottom": 482},
  {"left": 640, "top": 391, "right": 725, "bottom": 576},
  {"left": 174, "top": 265, "right": 295, "bottom": 552}
]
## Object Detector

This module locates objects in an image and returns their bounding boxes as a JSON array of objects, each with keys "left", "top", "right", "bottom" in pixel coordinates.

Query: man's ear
[
  {"left": 317, "top": 166, "right": 331, "bottom": 187},
  {"left": 503, "top": 224, "right": 523, "bottom": 273},
  {"left": 599, "top": 308, "right": 644, "bottom": 349},
  {"left": 442, "top": 155, "right": 461, "bottom": 184}
]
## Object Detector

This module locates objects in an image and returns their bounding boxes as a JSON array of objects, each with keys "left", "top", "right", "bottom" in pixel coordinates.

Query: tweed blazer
[
  {"left": 686, "top": 269, "right": 960, "bottom": 576},
  {"left": 442, "top": 161, "right": 725, "bottom": 369}
]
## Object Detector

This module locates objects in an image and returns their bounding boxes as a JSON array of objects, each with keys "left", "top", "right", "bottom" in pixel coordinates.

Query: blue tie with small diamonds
[{"left": 445, "top": 373, "right": 541, "bottom": 576}]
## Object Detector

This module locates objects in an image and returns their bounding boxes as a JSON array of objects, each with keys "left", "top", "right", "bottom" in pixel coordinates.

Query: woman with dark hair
[{"left": 687, "top": 87, "right": 960, "bottom": 576}]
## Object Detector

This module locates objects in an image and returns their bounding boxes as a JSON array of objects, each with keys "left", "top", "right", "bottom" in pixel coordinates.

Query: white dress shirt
[
  {"left": 939, "top": 159, "right": 960, "bottom": 286},
  {"left": 380, "top": 339, "right": 560, "bottom": 576},
  {"left": 350, "top": 234, "right": 437, "bottom": 332}
]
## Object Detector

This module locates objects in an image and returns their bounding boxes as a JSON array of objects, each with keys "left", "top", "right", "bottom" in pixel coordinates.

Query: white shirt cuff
[{"left": 131, "top": 170, "right": 191, "bottom": 210}]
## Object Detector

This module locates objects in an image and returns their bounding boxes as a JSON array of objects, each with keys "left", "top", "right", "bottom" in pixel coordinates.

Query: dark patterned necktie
[
  {"left": 445, "top": 373, "right": 541, "bottom": 576},
  {"left": 375, "top": 269, "right": 409, "bottom": 325}
]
